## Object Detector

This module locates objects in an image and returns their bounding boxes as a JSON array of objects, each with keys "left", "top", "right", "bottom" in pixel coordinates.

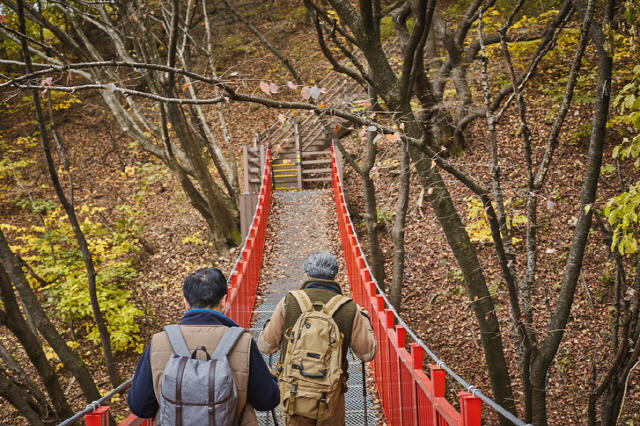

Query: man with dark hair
[
  {"left": 128, "top": 267, "right": 279, "bottom": 424},
  {"left": 258, "top": 252, "right": 376, "bottom": 425}
]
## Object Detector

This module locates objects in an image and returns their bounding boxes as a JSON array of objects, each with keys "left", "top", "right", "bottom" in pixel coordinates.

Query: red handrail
[
  {"left": 224, "top": 149, "right": 272, "bottom": 328},
  {"left": 329, "top": 144, "right": 482, "bottom": 426}
]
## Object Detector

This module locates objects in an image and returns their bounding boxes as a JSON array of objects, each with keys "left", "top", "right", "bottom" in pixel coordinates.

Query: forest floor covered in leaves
[{"left": 1, "top": 1, "right": 639, "bottom": 424}]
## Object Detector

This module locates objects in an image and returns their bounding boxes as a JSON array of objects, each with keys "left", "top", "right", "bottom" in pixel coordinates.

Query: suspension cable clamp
[
  {"left": 85, "top": 400, "right": 101, "bottom": 412},
  {"left": 467, "top": 385, "right": 479, "bottom": 397}
]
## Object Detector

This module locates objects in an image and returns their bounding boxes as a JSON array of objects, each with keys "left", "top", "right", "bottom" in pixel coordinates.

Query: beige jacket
[{"left": 150, "top": 325, "right": 258, "bottom": 425}]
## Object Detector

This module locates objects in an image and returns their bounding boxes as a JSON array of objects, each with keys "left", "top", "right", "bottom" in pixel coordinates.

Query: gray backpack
[{"left": 157, "top": 324, "right": 245, "bottom": 426}]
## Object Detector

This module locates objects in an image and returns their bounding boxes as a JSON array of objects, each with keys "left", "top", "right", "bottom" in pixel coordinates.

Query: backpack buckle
[
  {"left": 287, "top": 383, "right": 298, "bottom": 416},
  {"left": 316, "top": 392, "right": 328, "bottom": 424}
]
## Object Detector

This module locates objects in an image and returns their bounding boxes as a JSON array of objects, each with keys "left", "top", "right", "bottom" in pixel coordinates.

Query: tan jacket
[
  {"left": 150, "top": 325, "right": 258, "bottom": 425},
  {"left": 257, "top": 290, "right": 377, "bottom": 362}
]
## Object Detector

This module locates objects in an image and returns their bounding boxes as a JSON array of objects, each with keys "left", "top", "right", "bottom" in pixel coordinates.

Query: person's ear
[
  {"left": 184, "top": 297, "right": 191, "bottom": 311},
  {"left": 218, "top": 294, "right": 228, "bottom": 310}
]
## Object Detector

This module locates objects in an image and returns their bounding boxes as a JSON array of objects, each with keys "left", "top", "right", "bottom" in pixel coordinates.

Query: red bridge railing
[
  {"left": 329, "top": 144, "right": 483, "bottom": 426},
  {"left": 63, "top": 150, "right": 273, "bottom": 426},
  {"left": 223, "top": 148, "right": 272, "bottom": 328}
]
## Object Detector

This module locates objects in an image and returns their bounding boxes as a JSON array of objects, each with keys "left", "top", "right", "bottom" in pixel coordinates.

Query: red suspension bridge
[{"left": 65, "top": 144, "right": 531, "bottom": 426}]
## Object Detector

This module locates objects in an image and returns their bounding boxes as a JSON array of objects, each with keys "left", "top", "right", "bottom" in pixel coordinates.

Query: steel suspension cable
[{"left": 57, "top": 378, "right": 133, "bottom": 426}]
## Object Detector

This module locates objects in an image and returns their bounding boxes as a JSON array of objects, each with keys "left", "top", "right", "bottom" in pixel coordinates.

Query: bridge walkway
[{"left": 248, "top": 190, "right": 377, "bottom": 425}]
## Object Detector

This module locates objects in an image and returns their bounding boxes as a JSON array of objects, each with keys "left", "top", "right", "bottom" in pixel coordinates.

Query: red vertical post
[
  {"left": 410, "top": 343, "right": 423, "bottom": 370},
  {"left": 350, "top": 236, "right": 358, "bottom": 277},
  {"left": 384, "top": 309, "right": 396, "bottom": 425},
  {"left": 429, "top": 365, "right": 446, "bottom": 426},
  {"left": 366, "top": 281, "right": 376, "bottom": 300},
  {"left": 396, "top": 325, "right": 406, "bottom": 348},
  {"left": 231, "top": 273, "right": 239, "bottom": 288},
  {"left": 85, "top": 406, "right": 110, "bottom": 426},
  {"left": 356, "top": 257, "right": 366, "bottom": 303},
  {"left": 429, "top": 365, "right": 446, "bottom": 398},
  {"left": 372, "top": 295, "right": 386, "bottom": 406},
  {"left": 460, "top": 392, "right": 482, "bottom": 426},
  {"left": 410, "top": 344, "right": 423, "bottom": 426},
  {"left": 362, "top": 268, "right": 371, "bottom": 284},
  {"left": 242, "top": 248, "right": 251, "bottom": 294},
  {"left": 395, "top": 325, "right": 407, "bottom": 426},
  {"left": 235, "top": 262, "right": 244, "bottom": 326}
]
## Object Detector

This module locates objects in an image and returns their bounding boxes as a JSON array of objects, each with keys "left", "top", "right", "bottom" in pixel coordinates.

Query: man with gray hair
[{"left": 258, "top": 252, "right": 376, "bottom": 425}]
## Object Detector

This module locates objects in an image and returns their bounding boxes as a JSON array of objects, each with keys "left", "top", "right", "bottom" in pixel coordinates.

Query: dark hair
[{"left": 183, "top": 268, "right": 228, "bottom": 309}]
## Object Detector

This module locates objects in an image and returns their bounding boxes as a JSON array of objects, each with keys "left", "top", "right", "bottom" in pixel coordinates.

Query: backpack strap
[
  {"left": 163, "top": 324, "right": 190, "bottom": 357},
  {"left": 212, "top": 326, "right": 246, "bottom": 360},
  {"left": 290, "top": 290, "right": 314, "bottom": 313},
  {"left": 324, "top": 294, "right": 352, "bottom": 317}
]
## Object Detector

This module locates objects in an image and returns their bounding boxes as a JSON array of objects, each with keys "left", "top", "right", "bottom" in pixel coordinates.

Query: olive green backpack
[{"left": 277, "top": 290, "right": 351, "bottom": 424}]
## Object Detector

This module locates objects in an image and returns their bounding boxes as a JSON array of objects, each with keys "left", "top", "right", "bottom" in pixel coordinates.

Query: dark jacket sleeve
[
  {"left": 246, "top": 340, "right": 280, "bottom": 411},
  {"left": 127, "top": 345, "right": 159, "bottom": 419}
]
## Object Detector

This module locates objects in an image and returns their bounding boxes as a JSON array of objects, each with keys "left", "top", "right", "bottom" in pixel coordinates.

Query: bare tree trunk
[
  {"left": 363, "top": 73, "right": 387, "bottom": 285},
  {"left": 0, "top": 339, "right": 52, "bottom": 418},
  {"left": 164, "top": 0, "right": 239, "bottom": 247},
  {"left": 0, "top": 265, "right": 73, "bottom": 420},
  {"left": 318, "top": 0, "right": 517, "bottom": 418},
  {"left": 0, "top": 230, "right": 100, "bottom": 401},
  {"left": 530, "top": 1, "right": 613, "bottom": 423},
  {"left": 16, "top": 0, "right": 121, "bottom": 387},
  {"left": 362, "top": 171, "right": 386, "bottom": 284},
  {"left": 333, "top": 114, "right": 386, "bottom": 285},
  {"left": 390, "top": 140, "right": 410, "bottom": 308},
  {"left": 201, "top": 0, "right": 241, "bottom": 199},
  {"left": 0, "top": 369, "right": 46, "bottom": 426},
  {"left": 409, "top": 133, "right": 517, "bottom": 422}
]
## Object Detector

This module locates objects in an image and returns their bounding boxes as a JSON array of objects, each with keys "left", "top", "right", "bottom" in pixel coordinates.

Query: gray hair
[{"left": 303, "top": 252, "right": 338, "bottom": 280}]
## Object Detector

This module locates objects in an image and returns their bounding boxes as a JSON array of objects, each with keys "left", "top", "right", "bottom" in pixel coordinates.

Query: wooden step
[
  {"left": 301, "top": 150, "right": 330, "bottom": 157},
  {"left": 302, "top": 168, "right": 331, "bottom": 174},
  {"left": 301, "top": 159, "right": 330, "bottom": 166},
  {"left": 302, "top": 177, "right": 332, "bottom": 182}
]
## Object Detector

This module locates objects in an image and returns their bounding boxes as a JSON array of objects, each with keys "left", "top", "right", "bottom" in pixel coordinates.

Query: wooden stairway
[{"left": 253, "top": 72, "right": 361, "bottom": 191}]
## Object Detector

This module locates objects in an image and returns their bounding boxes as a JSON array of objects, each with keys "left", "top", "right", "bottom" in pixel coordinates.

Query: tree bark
[
  {"left": 0, "top": 368, "right": 46, "bottom": 426},
  {"left": 530, "top": 1, "right": 613, "bottom": 423},
  {"left": 362, "top": 172, "right": 386, "bottom": 284},
  {"left": 0, "top": 338, "right": 52, "bottom": 419},
  {"left": 410, "top": 136, "right": 517, "bottom": 423},
  {"left": 0, "top": 264, "right": 73, "bottom": 419},
  {"left": 390, "top": 140, "right": 409, "bottom": 308},
  {"left": 0, "top": 230, "right": 100, "bottom": 401},
  {"left": 332, "top": 80, "right": 386, "bottom": 285},
  {"left": 164, "top": 0, "right": 239, "bottom": 247}
]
